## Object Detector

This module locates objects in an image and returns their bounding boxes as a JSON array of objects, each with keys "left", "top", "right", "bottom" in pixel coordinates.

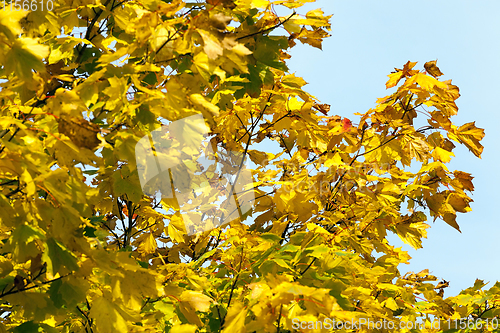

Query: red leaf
[{"left": 342, "top": 118, "right": 352, "bottom": 132}]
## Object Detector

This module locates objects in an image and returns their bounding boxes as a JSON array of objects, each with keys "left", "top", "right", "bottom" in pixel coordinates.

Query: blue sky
[{"left": 282, "top": 0, "right": 500, "bottom": 297}]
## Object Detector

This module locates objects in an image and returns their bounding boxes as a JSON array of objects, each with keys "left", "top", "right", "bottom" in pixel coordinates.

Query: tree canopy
[{"left": 0, "top": 0, "right": 497, "bottom": 332}]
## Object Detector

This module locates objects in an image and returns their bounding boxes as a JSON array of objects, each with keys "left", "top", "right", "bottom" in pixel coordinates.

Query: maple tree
[{"left": 0, "top": 0, "right": 497, "bottom": 332}]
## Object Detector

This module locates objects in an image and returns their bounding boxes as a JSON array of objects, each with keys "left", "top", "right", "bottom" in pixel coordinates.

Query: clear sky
[{"left": 282, "top": 0, "right": 500, "bottom": 297}]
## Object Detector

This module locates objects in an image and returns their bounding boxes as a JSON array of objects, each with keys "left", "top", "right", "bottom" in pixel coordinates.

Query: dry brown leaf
[
  {"left": 424, "top": 60, "right": 444, "bottom": 78},
  {"left": 58, "top": 116, "right": 101, "bottom": 150}
]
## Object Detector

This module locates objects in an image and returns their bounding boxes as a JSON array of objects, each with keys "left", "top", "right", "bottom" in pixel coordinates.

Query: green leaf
[
  {"left": 253, "top": 36, "right": 289, "bottom": 71},
  {"left": 7, "top": 224, "right": 45, "bottom": 262},
  {"left": 12, "top": 321, "right": 58, "bottom": 333},
  {"left": 259, "top": 233, "right": 282, "bottom": 242},
  {"left": 4, "top": 38, "right": 49, "bottom": 81},
  {"left": 42, "top": 238, "right": 80, "bottom": 275},
  {"left": 49, "top": 278, "right": 88, "bottom": 308}
]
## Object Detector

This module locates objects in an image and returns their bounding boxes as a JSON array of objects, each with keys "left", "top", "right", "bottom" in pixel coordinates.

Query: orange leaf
[{"left": 424, "top": 60, "right": 444, "bottom": 78}]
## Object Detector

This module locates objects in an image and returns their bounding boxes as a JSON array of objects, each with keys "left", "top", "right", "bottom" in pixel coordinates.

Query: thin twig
[
  {"left": 276, "top": 304, "right": 283, "bottom": 333},
  {"left": 236, "top": 12, "right": 296, "bottom": 41},
  {"left": 0, "top": 274, "right": 69, "bottom": 299},
  {"left": 222, "top": 246, "right": 245, "bottom": 325}
]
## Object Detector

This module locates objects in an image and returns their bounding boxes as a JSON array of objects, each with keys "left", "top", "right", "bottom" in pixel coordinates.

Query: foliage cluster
[{"left": 0, "top": 0, "right": 496, "bottom": 332}]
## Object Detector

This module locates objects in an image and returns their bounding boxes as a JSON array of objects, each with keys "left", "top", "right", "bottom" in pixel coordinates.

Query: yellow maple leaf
[
  {"left": 4, "top": 37, "right": 49, "bottom": 81},
  {"left": 386, "top": 71, "right": 404, "bottom": 89},
  {"left": 180, "top": 290, "right": 213, "bottom": 312},
  {"left": 89, "top": 296, "right": 128, "bottom": 332},
  {"left": 386, "top": 61, "right": 418, "bottom": 88},
  {"left": 198, "top": 30, "right": 224, "bottom": 60},
  {"left": 449, "top": 121, "right": 485, "bottom": 158},
  {"left": 412, "top": 73, "right": 448, "bottom": 91},
  {"left": 222, "top": 302, "right": 247, "bottom": 333},
  {"left": 0, "top": 9, "right": 27, "bottom": 40},
  {"left": 137, "top": 230, "right": 157, "bottom": 255},
  {"left": 171, "top": 324, "right": 198, "bottom": 333},
  {"left": 432, "top": 147, "right": 455, "bottom": 163},
  {"left": 447, "top": 193, "right": 471, "bottom": 213}
]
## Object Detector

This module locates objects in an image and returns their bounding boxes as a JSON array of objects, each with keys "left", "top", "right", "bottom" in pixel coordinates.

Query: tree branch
[
  {"left": 276, "top": 304, "right": 283, "bottom": 333},
  {"left": 222, "top": 246, "right": 245, "bottom": 326},
  {"left": 77, "top": 305, "right": 95, "bottom": 333},
  {"left": 236, "top": 12, "right": 296, "bottom": 41},
  {"left": 0, "top": 274, "right": 69, "bottom": 299}
]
